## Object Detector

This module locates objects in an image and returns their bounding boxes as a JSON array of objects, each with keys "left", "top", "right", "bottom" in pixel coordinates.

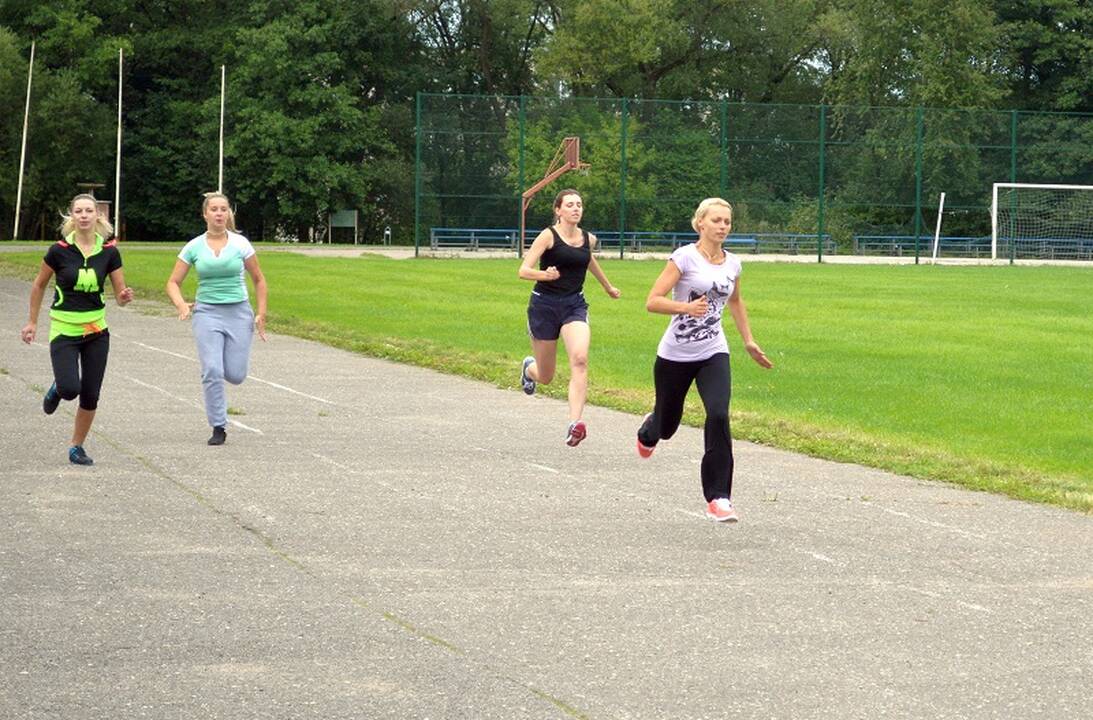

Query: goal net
[{"left": 991, "top": 183, "right": 1093, "bottom": 261}]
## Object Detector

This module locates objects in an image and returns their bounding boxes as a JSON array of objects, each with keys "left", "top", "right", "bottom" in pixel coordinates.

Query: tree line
[{"left": 1, "top": 0, "right": 1089, "bottom": 242}]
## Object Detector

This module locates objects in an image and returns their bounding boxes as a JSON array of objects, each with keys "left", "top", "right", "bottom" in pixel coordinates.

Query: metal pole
[
  {"left": 13, "top": 41, "right": 35, "bottom": 240},
  {"left": 913, "top": 106, "right": 924, "bottom": 264},
  {"left": 114, "top": 48, "right": 123, "bottom": 236},
  {"left": 817, "top": 104, "right": 826, "bottom": 263},
  {"left": 618, "top": 98, "right": 629, "bottom": 259},
  {"left": 218, "top": 65, "right": 225, "bottom": 192},
  {"left": 1009, "top": 110, "right": 1018, "bottom": 265},
  {"left": 719, "top": 99, "right": 728, "bottom": 199},
  {"left": 414, "top": 92, "right": 422, "bottom": 257},
  {"left": 518, "top": 95, "right": 526, "bottom": 258},
  {"left": 931, "top": 192, "right": 946, "bottom": 263}
]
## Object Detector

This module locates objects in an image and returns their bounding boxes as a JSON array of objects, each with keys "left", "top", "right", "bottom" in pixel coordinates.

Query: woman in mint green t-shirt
[{"left": 166, "top": 192, "right": 268, "bottom": 446}]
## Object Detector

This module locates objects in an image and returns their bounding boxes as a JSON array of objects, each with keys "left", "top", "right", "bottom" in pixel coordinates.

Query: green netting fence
[{"left": 414, "top": 93, "right": 1093, "bottom": 261}]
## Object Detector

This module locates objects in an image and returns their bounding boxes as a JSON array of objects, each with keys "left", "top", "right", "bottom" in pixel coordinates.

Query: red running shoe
[{"left": 566, "top": 420, "right": 587, "bottom": 447}]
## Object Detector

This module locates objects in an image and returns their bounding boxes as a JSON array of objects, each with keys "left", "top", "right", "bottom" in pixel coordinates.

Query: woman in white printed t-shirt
[
  {"left": 166, "top": 192, "right": 268, "bottom": 446},
  {"left": 636, "top": 198, "right": 772, "bottom": 523}
]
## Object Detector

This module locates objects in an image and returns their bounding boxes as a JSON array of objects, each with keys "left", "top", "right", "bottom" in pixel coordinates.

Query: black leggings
[
  {"left": 49, "top": 330, "right": 110, "bottom": 411},
  {"left": 639, "top": 353, "right": 733, "bottom": 501}
]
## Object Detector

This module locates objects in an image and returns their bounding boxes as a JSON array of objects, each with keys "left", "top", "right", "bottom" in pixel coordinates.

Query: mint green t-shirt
[{"left": 178, "top": 232, "right": 256, "bottom": 304}]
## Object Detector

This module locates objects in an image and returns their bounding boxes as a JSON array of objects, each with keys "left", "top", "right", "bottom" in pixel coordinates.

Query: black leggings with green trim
[{"left": 50, "top": 330, "right": 110, "bottom": 411}]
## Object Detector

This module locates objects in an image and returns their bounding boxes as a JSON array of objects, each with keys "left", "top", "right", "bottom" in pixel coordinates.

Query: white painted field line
[
  {"left": 831, "top": 495, "right": 988, "bottom": 540},
  {"left": 131, "top": 340, "right": 336, "bottom": 406},
  {"left": 795, "top": 548, "right": 838, "bottom": 564},
  {"left": 126, "top": 376, "right": 262, "bottom": 434},
  {"left": 905, "top": 585, "right": 992, "bottom": 614},
  {"left": 527, "top": 462, "right": 559, "bottom": 474},
  {"left": 312, "top": 452, "right": 436, "bottom": 499}
]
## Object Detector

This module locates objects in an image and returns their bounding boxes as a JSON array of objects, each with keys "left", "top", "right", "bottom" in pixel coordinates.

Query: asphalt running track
[{"left": 1, "top": 276, "right": 1090, "bottom": 719}]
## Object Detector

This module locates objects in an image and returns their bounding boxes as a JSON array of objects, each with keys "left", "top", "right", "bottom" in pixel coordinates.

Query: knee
[
  {"left": 224, "top": 369, "right": 247, "bottom": 385},
  {"left": 56, "top": 381, "right": 80, "bottom": 401},
  {"left": 569, "top": 352, "right": 588, "bottom": 373},
  {"left": 706, "top": 409, "right": 730, "bottom": 435},
  {"left": 537, "top": 368, "right": 555, "bottom": 385}
]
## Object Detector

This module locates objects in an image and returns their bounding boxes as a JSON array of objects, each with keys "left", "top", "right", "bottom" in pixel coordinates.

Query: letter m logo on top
[{"left": 74, "top": 268, "right": 99, "bottom": 293}]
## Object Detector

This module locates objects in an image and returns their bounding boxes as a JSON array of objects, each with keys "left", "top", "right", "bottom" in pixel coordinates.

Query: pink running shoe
[
  {"left": 636, "top": 413, "right": 655, "bottom": 458},
  {"left": 566, "top": 420, "right": 587, "bottom": 447},
  {"left": 705, "top": 498, "right": 739, "bottom": 523}
]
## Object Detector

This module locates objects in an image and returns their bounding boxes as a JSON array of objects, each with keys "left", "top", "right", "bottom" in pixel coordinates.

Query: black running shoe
[
  {"left": 68, "top": 445, "right": 93, "bottom": 466},
  {"left": 43, "top": 382, "right": 60, "bottom": 415},
  {"left": 208, "top": 426, "right": 227, "bottom": 446}
]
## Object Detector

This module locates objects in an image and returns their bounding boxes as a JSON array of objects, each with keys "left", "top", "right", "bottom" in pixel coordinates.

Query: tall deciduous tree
[{"left": 994, "top": 0, "right": 1093, "bottom": 112}]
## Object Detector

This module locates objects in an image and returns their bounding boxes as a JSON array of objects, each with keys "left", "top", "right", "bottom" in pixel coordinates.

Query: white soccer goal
[{"left": 991, "top": 183, "right": 1093, "bottom": 261}]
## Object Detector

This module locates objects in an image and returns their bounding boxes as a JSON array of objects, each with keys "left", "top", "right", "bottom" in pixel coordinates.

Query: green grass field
[{"left": 3, "top": 246, "right": 1091, "bottom": 512}]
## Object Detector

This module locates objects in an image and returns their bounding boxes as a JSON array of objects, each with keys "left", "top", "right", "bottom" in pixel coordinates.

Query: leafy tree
[{"left": 994, "top": 0, "right": 1093, "bottom": 112}]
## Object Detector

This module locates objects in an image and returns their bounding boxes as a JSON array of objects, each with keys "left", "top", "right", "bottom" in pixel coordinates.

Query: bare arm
[
  {"left": 109, "top": 268, "right": 133, "bottom": 306},
  {"left": 165, "top": 259, "right": 193, "bottom": 320},
  {"left": 726, "top": 278, "right": 773, "bottom": 368},
  {"left": 645, "top": 261, "right": 707, "bottom": 317},
  {"left": 20, "top": 262, "right": 54, "bottom": 344},
  {"left": 244, "top": 254, "right": 268, "bottom": 341},
  {"left": 518, "top": 230, "right": 560, "bottom": 283},
  {"left": 586, "top": 235, "right": 620, "bottom": 299}
]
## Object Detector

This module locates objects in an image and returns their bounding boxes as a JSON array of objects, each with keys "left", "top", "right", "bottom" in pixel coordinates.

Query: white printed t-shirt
[{"left": 655, "top": 243, "right": 742, "bottom": 362}]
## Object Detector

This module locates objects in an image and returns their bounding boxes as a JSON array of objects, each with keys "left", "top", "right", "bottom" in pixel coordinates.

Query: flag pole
[
  {"left": 13, "top": 41, "right": 35, "bottom": 240},
  {"left": 114, "top": 48, "right": 123, "bottom": 236}
]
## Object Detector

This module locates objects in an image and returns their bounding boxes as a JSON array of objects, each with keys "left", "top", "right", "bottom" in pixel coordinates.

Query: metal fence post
[
  {"left": 914, "top": 106, "right": 924, "bottom": 264},
  {"left": 1009, "top": 110, "right": 1018, "bottom": 264},
  {"left": 619, "top": 98, "right": 629, "bottom": 260},
  {"left": 720, "top": 100, "right": 728, "bottom": 200},
  {"left": 817, "top": 104, "right": 826, "bottom": 263},
  {"left": 518, "top": 95, "right": 526, "bottom": 259},
  {"left": 414, "top": 91, "right": 422, "bottom": 258}
]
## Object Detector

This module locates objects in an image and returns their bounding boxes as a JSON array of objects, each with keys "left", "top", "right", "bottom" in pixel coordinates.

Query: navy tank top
[{"left": 533, "top": 227, "right": 591, "bottom": 296}]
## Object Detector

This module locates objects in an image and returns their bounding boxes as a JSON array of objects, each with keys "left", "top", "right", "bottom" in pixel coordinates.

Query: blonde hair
[
  {"left": 202, "top": 191, "right": 237, "bottom": 231},
  {"left": 59, "top": 194, "right": 114, "bottom": 238},
  {"left": 691, "top": 197, "right": 733, "bottom": 233}
]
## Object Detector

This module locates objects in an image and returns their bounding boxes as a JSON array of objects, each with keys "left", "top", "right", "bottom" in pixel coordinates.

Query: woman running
[
  {"left": 636, "top": 198, "right": 772, "bottom": 522},
  {"left": 165, "top": 192, "right": 268, "bottom": 446},
  {"left": 20, "top": 194, "right": 133, "bottom": 465},
  {"left": 518, "top": 189, "right": 620, "bottom": 446}
]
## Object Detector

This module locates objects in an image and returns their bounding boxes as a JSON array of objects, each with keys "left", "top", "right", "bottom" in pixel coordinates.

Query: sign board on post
[{"left": 329, "top": 210, "right": 359, "bottom": 245}]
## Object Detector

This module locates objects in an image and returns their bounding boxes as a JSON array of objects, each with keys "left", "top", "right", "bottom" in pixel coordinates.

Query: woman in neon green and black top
[{"left": 21, "top": 194, "right": 133, "bottom": 465}]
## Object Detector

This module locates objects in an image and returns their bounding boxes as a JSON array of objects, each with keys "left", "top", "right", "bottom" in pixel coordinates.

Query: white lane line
[
  {"left": 873, "top": 504, "right": 988, "bottom": 540},
  {"left": 527, "top": 463, "right": 559, "bottom": 474},
  {"left": 833, "top": 495, "right": 989, "bottom": 540},
  {"left": 132, "top": 340, "right": 193, "bottom": 362},
  {"left": 246, "top": 375, "right": 336, "bottom": 405},
  {"left": 796, "top": 549, "right": 837, "bottom": 564},
  {"left": 905, "top": 585, "right": 992, "bottom": 614},
  {"left": 132, "top": 340, "right": 336, "bottom": 405},
  {"left": 126, "top": 376, "right": 262, "bottom": 434},
  {"left": 312, "top": 452, "right": 435, "bottom": 499}
]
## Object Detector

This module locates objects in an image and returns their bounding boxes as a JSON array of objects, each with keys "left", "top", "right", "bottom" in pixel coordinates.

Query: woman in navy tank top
[{"left": 518, "top": 189, "right": 620, "bottom": 447}]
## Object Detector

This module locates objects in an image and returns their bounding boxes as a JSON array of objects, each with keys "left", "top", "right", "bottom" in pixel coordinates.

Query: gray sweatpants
[{"left": 192, "top": 301, "right": 254, "bottom": 428}]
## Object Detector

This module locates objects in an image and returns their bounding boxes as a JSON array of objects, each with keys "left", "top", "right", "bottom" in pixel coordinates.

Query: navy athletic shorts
[{"left": 527, "top": 291, "right": 589, "bottom": 340}]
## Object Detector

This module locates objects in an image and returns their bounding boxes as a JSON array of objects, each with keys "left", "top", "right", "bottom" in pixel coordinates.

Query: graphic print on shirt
[{"left": 671, "top": 281, "right": 731, "bottom": 344}]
